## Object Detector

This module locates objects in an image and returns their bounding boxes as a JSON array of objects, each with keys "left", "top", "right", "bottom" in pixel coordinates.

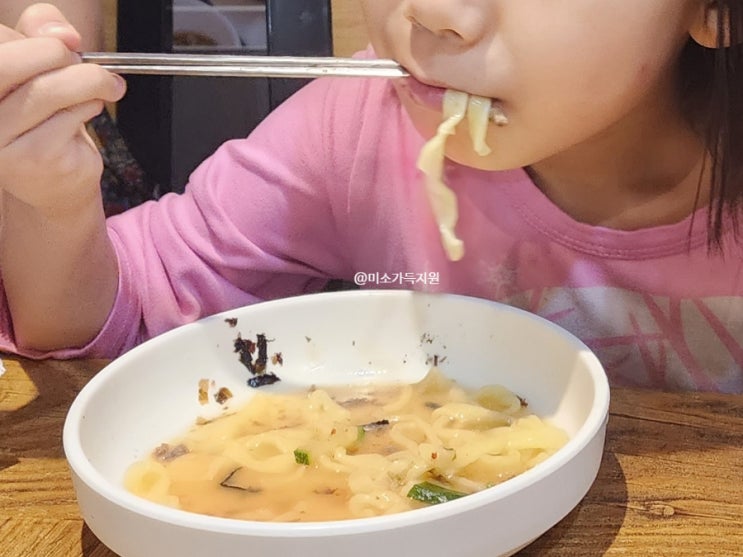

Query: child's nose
[{"left": 405, "top": 0, "right": 486, "bottom": 46}]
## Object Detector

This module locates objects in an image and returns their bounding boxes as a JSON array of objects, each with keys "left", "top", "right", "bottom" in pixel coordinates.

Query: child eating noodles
[{"left": 0, "top": 1, "right": 742, "bottom": 393}]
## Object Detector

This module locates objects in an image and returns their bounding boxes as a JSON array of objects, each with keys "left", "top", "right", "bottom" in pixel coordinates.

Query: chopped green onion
[
  {"left": 294, "top": 449, "right": 311, "bottom": 465},
  {"left": 407, "top": 481, "right": 467, "bottom": 505}
]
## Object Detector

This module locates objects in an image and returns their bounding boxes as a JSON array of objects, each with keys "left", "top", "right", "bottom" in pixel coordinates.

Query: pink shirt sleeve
[{"left": 0, "top": 77, "right": 364, "bottom": 359}]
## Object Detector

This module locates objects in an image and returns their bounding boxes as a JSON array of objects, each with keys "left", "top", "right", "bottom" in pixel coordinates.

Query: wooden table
[{"left": 1, "top": 356, "right": 742, "bottom": 557}]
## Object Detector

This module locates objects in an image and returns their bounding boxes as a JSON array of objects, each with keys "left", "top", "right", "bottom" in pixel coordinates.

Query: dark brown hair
[{"left": 680, "top": 0, "right": 743, "bottom": 249}]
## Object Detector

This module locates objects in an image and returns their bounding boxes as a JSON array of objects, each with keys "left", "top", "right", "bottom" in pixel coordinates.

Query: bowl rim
[{"left": 63, "top": 290, "right": 611, "bottom": 537}]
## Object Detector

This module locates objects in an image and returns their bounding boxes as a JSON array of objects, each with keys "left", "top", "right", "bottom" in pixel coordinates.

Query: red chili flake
[
  {"left": 331, "top": 428, "right": 337, "bottom": 435},
  {"left": 431, "top": 452, "right": 438, "bottom": 460}
]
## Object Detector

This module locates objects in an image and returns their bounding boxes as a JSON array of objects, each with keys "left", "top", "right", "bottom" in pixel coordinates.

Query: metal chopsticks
[{"left": 80, "top": 52, "right": 410, "bottom": 79}]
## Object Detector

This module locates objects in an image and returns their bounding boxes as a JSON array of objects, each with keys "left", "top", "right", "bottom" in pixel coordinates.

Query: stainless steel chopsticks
[{"left": 80, "top": 52, "right": 410, "bottom": 79}]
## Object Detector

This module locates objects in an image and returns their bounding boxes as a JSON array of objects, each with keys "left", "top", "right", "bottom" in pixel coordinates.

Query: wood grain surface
[{"left": 1, "top": 356, "right": 741, "bottom": 556}]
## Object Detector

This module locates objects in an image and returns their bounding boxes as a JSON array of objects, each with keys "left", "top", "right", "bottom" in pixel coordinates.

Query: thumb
[{"left": 16, "top": 3, "right": 82, "bottom": 51}]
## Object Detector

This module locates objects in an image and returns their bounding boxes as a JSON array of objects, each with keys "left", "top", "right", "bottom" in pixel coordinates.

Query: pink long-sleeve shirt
[{"left": 2, "top": 73, "right": 742, "bottom": 393}]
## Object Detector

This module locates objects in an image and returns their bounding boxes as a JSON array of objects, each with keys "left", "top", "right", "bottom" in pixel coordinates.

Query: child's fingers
[
  {"left": 15, "top": 3, "right": 81, "bottom": 51},
  {"left": 0, "top": 100, "right": 105, "bottom": 207},
  {"left": 8, "top": 99, "right": 104, "bottom": 164},
  {"left": 0, "top": 37, "right": 81, "bottom": 100},
  {"left": 0, "top": 24, "right": 24, "bottom": 44},
  {"left": 0, "top": 62, "right": 125, "bottom": 148}
]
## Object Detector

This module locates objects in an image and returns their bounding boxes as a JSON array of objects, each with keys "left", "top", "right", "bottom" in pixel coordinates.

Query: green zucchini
[
  {"left": 407, "top": 481, "right": 467, "bottom": 505},
  {"left": 294, "top": 448, "right": 311, "bottom": 465}
]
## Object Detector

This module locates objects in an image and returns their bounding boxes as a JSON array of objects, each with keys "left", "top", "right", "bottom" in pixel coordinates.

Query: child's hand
[{"left": 0, "top": 3, "right": 126, "bottom": 216}]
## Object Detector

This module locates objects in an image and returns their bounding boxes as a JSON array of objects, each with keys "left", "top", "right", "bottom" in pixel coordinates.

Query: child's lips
[
  {"left": 398, "top": 77, "right": 508, "bottom": 125},
  {"left": 399, "top": 77, "right": 448, "bottom": 110}
]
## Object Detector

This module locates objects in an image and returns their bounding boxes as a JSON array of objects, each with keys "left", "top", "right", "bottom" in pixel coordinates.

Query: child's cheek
[
  {"left": 632, "top": 62, "right": 656, "bottom": 90},
  {"left": 395, "top": 90, "right": 442, "bottom": 142},
  {"left": 366, "top": 33, "right": 393, "bottom": 61}
]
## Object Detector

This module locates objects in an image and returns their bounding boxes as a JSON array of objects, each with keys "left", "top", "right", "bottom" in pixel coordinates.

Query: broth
[{"left": 125, "top": 369, "right": 567, "bottom": 522}]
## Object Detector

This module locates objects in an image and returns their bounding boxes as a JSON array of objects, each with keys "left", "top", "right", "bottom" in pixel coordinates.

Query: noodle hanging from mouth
[{"left": 417, "top": 91, "right": 505, "bottom": 261}]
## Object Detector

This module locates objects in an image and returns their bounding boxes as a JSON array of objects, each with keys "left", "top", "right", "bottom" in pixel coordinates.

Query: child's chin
[
  {"left": 443, "top": 142, "right": 516, "bottom": 172},
  {"left": 403, "top": 108, "right": 520, "bottom": 172}
]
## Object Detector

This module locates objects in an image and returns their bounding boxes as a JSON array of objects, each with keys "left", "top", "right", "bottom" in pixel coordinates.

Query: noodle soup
[{"left": 125, "top": 369, "right": 567, "bottom": 522}]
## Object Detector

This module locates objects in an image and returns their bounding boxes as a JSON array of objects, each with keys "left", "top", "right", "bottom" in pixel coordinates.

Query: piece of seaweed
[{"left": 233, "top": 331, "right": 282, "bottom": 388}]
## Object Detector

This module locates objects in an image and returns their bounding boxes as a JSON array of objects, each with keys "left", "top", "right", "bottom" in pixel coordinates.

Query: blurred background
[{"left": 110, "top": 0, "right": 369, "bottom": 192}]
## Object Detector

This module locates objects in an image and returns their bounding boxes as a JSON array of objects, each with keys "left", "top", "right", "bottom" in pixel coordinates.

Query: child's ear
[{"left": 690, "top": 1, "right": 737, "bottom": 48}]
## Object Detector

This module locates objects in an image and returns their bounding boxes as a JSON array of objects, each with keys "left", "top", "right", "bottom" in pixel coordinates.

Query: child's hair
[{"left": 680, "top": 0, "right": 743, "bottom": 249}]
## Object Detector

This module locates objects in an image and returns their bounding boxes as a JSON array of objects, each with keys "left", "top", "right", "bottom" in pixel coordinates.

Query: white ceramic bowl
[{"left": 63, "top": 290, "right": 610, "bottom": 557}]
